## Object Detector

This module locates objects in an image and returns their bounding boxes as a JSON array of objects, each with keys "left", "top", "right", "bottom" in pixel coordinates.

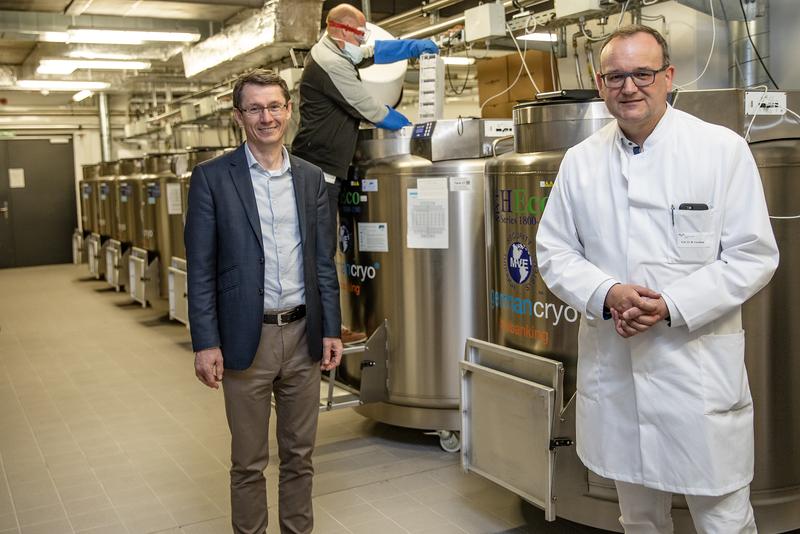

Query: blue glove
[
  {"left": 375, "top": 106, "right": 411, "bottom": 130},
  {"left": 374, "top": 39, "right": 439, "bottom": 64}
]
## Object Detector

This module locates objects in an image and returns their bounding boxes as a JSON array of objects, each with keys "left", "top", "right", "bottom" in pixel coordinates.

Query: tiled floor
[{"left": 0, "top": 264, "right": 607, "bottom": 534}]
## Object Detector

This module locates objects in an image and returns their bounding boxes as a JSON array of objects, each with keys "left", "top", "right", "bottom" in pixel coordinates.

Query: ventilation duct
[{"left": 181, "top": 0, "right": 324, "bottom": 79}]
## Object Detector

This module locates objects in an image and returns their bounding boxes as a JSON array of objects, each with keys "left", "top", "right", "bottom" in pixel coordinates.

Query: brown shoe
[{"left": 341, "top": 325, "right": 367, "bottom": 345}]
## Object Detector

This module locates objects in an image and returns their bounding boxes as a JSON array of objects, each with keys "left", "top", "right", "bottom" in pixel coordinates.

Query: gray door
[
  {"left": 0, "top": 138, "right": 77, "bottom": 268},
  {"left": 0, "top": 143, "right": 13, "bottom": 268}
]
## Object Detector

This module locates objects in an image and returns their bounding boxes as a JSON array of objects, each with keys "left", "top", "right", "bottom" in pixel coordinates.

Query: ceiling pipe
[
  {"left": 98, "top": 92, "right": 112, "bottom": 162},
  {"left": 378, "top": 0, "right": 464, "bottom": 29},
  {"left": 363, "top": 0, "right": 372, "bottom": 22},
  {"left": 400, "top": 0, "right": 551, "bottom": 40}
]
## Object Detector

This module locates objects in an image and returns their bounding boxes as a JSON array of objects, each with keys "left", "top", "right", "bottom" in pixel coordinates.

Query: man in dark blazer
[{"left": 185, "top": 69, "right": 342, "bottom": 534}]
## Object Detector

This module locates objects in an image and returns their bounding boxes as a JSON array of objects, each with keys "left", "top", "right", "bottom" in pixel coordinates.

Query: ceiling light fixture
[
  {"left": 442, "top": 57, "right": 476, "bottom": 66},
  {"left": 72, "top": 90, "right": 93, "bottom": 102},
  {"left": 37, "top": 58, "right": 151, "bottom": 75},
  {"left": 518, "top": 32, "right": 558, "bottom": 42},
  {"left": 39, "top": 28, "right": 200, "bottom": 45},
  {"left": 16, "top": 80, "right": 110, "bottom": 91}
]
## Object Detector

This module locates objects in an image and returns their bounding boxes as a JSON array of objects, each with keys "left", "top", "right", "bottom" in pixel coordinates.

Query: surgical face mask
[{"left": 335, "top": 38, "right": 364, "bottom": 64}]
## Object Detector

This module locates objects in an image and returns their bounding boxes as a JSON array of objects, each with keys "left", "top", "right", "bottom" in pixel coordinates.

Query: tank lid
[{"left": 513, "top": 97, "right": 612, "bottom": 127}]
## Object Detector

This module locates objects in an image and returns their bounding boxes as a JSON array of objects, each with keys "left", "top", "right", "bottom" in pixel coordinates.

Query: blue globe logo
[
  {"left": 338, "top": 223, "right": 351, "bottom": 253},
  {"left": 507, "top": 242, "right": 532, "bottom": 284}
]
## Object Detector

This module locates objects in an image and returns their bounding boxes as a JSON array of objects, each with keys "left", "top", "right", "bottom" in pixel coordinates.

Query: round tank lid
[{"left": 513, "top": 97, "right": 612, "bottom": 126}]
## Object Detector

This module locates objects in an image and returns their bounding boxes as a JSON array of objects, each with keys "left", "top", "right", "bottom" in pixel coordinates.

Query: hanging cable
[
  {"left": 480, "top": 25, "right": 530, "bottom": 111},
  {"left": 738, "top": 0, "right": 780, "bottom": 89},
  {"left": 744, "top": 84, "right": 768, "bottom": 141},
  {"left": 507, "top": 19, "right": 541, "bottom": 95},
  {"left": 617, "top": 0, "right": 631, "bottom": 28}
]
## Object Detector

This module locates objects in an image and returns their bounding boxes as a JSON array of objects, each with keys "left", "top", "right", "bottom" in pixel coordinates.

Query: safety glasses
[{"left": 327, "top": 20, "right": 370, "bottom": 43}]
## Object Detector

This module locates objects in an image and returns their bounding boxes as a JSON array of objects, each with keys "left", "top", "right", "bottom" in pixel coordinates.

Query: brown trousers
[{"left": 222, "top": 318, "right": 321, "bottom": 534}]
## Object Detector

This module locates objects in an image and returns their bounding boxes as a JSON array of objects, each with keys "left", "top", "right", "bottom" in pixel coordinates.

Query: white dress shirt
[{"left": 245, "top": 143, "right": 305, "bottom": 310}]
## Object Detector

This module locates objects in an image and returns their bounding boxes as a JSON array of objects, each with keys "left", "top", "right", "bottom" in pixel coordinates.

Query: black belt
[{"left": 264, "top": 305, "right": 306, "bottom": 326}]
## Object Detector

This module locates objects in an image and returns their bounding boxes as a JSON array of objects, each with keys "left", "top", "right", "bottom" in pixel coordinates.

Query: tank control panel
[
  {"left": 410, "top": 119, "right": 511, "bottom": 162},
  {"left": 412, "top": 121, "right": 435, "bottom": 139},
  {"left": 146, "top": 183, "right": 160, "bottom": 204}
]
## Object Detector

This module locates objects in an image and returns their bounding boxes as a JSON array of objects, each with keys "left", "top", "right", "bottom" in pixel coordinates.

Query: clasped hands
[{"left": 605, "top": 284, "right": 670, "bottom": 339}]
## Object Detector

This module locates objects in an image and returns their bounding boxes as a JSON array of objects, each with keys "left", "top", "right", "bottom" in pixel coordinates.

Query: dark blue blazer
[{"left": 184, "top": 144, "right": 341, "bottom": 370}]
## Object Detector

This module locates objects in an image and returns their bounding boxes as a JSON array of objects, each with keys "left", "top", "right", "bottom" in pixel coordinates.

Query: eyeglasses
[
  {"left": 327, "top": 20, "right": 370, "bottom": 43},
  {"left": 238, "top": 103, "right": 288, "bottom": 117},
  {"left": 599, "top": 64, "right": 670, "bottom": 88}
]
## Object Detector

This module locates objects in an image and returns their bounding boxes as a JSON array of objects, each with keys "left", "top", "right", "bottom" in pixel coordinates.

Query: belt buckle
[{"left": 276, "top": 310, "right": 288, "bottom": 326}]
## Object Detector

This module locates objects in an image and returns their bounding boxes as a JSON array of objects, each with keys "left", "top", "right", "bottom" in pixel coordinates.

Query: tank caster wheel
[{"left": 438, "top": 430, "right": 461, "bottom": 453}]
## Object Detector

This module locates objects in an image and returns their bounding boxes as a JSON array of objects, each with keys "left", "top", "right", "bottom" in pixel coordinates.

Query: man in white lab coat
[{"left": 536, "top": 25, "right": 779, "bottom": 532}]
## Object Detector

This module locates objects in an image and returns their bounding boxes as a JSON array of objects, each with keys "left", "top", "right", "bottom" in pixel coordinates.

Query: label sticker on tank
[
  {"left": 540, "top": 180, "right": 555, "bottom": 188},
  {"left": 361, "top": 179, "right": 378, "bottom": 192},
  {"left": 484, "top": 120, "right": 513, "bottom": 137},
  {"left": 148, "top": 197, "right": 156, "bottom": 205},
  {"left": 166, "top": 183, "right": 182, "bottom": 215},
  {"left": 357, "top": 222, "right": 389, "bottom": 252},
  {"left": 449, "top": 177, "right": 472, "bottom": 191}
]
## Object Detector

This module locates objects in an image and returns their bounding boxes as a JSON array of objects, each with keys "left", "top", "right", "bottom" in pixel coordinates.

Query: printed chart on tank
[{"left": 407, "top": 177, "right": 448, "bottom": 248}]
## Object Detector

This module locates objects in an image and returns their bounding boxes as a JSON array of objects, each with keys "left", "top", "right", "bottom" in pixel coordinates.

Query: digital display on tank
[{"left": 412, "top": 121, "right": 435, "bottom": 139}]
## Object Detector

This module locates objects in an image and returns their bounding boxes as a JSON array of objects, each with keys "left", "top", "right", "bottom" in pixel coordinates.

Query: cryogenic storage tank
[
  {"left": 485, "top": 99, "right": 613, "bottom": 400},
  {"left": 96, "top": 161, "right": 119, "bottom": 238},
  {"left": 79, "top": 164, "right": 100, "bottom": 235},
  {"left": 167, "top": 147, "right": 229, "bottom": 325},
  {"left": 168, "top": 148, "right": 227, "bottom": 261},
  {"left": 115, "top": 158, "right": 145, "bottom": 245},
  {"left": 341, "top": 118, "right": 511, "bottom": 435},
  {"left": 141, "top": 152, "right": 181, "bottom": 299},
  {"left": 464, "top": 91, "right": 800, "bottom": 533}
]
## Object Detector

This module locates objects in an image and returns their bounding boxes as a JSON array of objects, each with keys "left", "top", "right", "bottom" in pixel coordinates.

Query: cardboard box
[
  {"left": 477, "top": 55, "right": 510, "bottom": 106},
  {"left": 507, "top": 50, "right": 555, "bottom": 103},
  {"left": 481, "top": 101, "right": 515, "bottom": 119}
]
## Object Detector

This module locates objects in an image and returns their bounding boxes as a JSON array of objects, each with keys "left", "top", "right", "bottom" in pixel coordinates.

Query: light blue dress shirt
[{"left": 245, "top": 143, "right": 305, "bottom": 311}]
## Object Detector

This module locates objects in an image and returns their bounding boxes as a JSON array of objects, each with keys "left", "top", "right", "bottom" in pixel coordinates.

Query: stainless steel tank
[
  {"left": 342, "top": 118, "right": 509, "bottom": 432},
  {"left": 79, "top": 164, "right": 100, "bottom": 235},
  {"left": 115, "top": 158, "right": 145, "bottom": 245},
  {"left": 473, "top": 92, "right": 800, "bottom": 532},
  {"left": 142, "top": 152, "right": 181, "bottom": 299},
  {"left": 485, "top": 100, "right": 613, "bottom": 402},
  {"left": 743, "top": 140, "right": 800, "bottom": 526},
  {"left": 168, "top": 148, "right": 226, "bottom": 261},
  {"left": 672, "top": 89, "right": 800, "bottom": 530},
  {"left": 96, "top": 161, "right": 119, "bottom": 238}
]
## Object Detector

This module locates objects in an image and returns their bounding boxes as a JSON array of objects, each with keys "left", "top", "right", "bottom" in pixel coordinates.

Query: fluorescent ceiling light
[
  {"left": 72, "top": 90, "right": 93, "bottom": 102},
  {"left": 16, "top": 80, "right": 110, "bottom": 91},
  {"left": 442, "top": 57, "right": 476, "bottom": 66},
  {"left": 67, "top": 51, "right": 139, "bottom": 60},
  {"left": 37, "top": 58, "right": 151, "bottom": 75},
  {"left": 518, "top": 32, "right": 558, "bottom": 42},
  {"left": 39, "top": 29, "right": 200, "bottom": 45}
]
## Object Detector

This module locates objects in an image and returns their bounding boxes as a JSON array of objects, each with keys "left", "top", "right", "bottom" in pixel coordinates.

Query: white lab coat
[{"left": 536, "top": 105, "right": 779, "bottom": 496}]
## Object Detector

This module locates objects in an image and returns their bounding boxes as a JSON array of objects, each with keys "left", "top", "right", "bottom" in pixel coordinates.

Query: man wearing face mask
[{"left": 292, "top": 3, "right": 438, "bottom": 257}]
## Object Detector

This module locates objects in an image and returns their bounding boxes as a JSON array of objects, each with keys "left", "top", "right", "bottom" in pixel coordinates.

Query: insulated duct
[
  {"left": 728, "top": 0, "right": 771, "bottom": 88},
  {"left": 98, "top": 92, "right": 111, "bottom": 162},
  {"left": 181, "top": 0, "right": 323, "bottom": 79}
]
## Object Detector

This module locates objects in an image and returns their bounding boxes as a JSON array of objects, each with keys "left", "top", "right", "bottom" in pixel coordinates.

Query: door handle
[{"left": 0, "top": 201, "right": 8, "bottom": 220}]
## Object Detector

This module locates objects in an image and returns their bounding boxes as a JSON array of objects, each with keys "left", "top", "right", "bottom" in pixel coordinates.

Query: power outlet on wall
[{"left": 745, "top": 91, "right": 787, "bottom": 116}]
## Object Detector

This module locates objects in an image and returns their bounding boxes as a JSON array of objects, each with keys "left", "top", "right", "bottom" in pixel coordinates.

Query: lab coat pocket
[
  {"left": 672, "top": 208, "right": 718, "bottom": 263},
  {"left": 577, "top": 322, "right": 603, "bottom": 402},
  {"left": 698, "top": 331, "right": 751, "bottom": 414}
]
